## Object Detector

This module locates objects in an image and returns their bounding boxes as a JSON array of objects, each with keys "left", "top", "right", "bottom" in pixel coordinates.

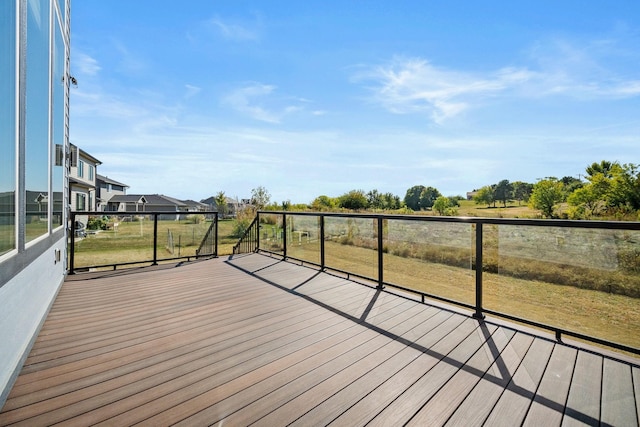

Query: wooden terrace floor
[{"left": 1, "top": 253, "right": 639, "bottom": 426}]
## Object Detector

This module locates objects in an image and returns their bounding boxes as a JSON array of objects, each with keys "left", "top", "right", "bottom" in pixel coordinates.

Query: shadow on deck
[{"left": 1, "top": 253, "right": 638, "bottom": 426}]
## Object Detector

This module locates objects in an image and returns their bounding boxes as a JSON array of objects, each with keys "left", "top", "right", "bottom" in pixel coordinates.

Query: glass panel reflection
[
  {"left": 25, "top": 0, "right": 51, "bottom": 241},
  {"left": 0, "top": 1, "right": 16, "bottom": 255},
  {"left": 485, "top": 225, "right": 640, "bottom": 350},
  {"left": 384, "top": 219, "right": 474, "bottom": 305}
]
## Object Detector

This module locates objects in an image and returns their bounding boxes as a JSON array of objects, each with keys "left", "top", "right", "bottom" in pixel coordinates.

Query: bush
[
  {"left": 87, "top": 217, "right": 107, "bottom": 230},
  {"left": 232, "top": 207, "right": 257, "bottom": 238},
  {"left": 187, "top": 214, "right": 205, "bottom": 224}
]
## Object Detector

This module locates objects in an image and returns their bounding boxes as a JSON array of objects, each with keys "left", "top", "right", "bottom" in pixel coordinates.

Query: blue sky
[{"left": 70, "top": 0, "right": 640, "bottom": 204}]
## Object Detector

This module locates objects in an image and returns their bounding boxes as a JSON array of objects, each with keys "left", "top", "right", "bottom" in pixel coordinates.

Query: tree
[
  {"left": 586, "top": 160, "right": 616, "bottom": 180},
  {"left": 567, "top": 174, "right": 610, "bottom": 218},
  {"left": 214, "top": 191, "right": 227, "bottom": 217},
  {"left": 608, "top": 163, "right": 640, "bottom": 211},
  {"left": 404, "top": 185, "right": 426, "bottom": 211},
  {"left": 311, "top": 195, "right": 337, "bottom": 211},
  {"left": 250, "top": 186, "right": 271, "bottom": 209},
  {"left": 381, "top": 192, "right": 402, "bottom": 210},
  {"left": 338, "top": 190, "right": 369, "bottom": 210},
  {"left": 473, "top": 186, "right": 495, "bottom": 208},
  {"left": 367, "top": 189, "right": 384, "bottom": 210},
  {"left": 494, "top": 179, "right": 513, "bottom": 207},
  {"left": 512, "top": 181, "right": 533, "bottom": 205},
  {"left": 560, "top": 176, "right": 583, "bottom": 196},
  {"left": 419, "top": 186, "right": 442, "bottom": 210},
  {"left": 529, "top": 178, "right": 564, "bottom": 218}
]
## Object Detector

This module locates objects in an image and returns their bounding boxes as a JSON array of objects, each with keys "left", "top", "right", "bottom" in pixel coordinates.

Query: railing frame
[
  {"left": 234, "top": 210, "right": 640, "bottom": 355},
  {"left": 69, "top": 210, "right": 218, "bottom": 274}
]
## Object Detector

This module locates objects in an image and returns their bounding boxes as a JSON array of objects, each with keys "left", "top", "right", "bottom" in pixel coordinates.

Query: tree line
[
  {"left": 213, "top": 160, "right": 639, "bottom": 222},
  {"left": 472, "top": 160, "right": 640, "bottom": 219}
]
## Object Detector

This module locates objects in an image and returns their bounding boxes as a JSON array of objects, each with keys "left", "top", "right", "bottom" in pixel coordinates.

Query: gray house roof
[{"left": 96, "top": 174, "right": 129, "bottom": 188}]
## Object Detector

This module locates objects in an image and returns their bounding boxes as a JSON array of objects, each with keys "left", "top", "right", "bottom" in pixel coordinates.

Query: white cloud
[
  {"left": 358, "top": 57, "right": 532, "bottom": 124},
  {"left": 184, "top": 84, "right": 201, "bottom": 98},
  {"left": 359, "top": 33, "right": 640, "bottom": 124},
  {"left": 75, "top": 52, "right": 101, "bottom": 76},
  {"left": 223, "top": 83, "right": 306, "bottom": 124},
  {"left": 209, "top": 17, "right": 259, "bottom": 41}
]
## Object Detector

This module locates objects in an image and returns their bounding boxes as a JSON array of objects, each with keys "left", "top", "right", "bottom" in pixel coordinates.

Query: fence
[
  {"left": 234, "top": 211, "right": 640, "bottom": 354},
  {"left": 69, "top": 211, "right": 218, "bottom": 273}
]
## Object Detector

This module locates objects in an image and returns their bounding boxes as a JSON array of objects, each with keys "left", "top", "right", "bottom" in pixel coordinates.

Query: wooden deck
[{"left": 1, "top": 253, "right": 639, "bottom": 426}]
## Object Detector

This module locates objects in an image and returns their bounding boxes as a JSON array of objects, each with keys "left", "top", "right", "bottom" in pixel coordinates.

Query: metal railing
[
  {"left": 232, "top": 216, "right": 260, "bottom": 254},
  {"left": 234, "top": 210, "right": 640, "bottom": 354},
  {"left": 196, "top": 217, "right": 219, "bottom": 257},
  {"left": 69, "top": 211, "right": 218, "bottom": 273}
]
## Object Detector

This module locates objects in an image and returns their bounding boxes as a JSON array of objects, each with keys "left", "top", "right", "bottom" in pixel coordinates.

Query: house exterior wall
[
  {"left": 96, "top": 177, "right": 127, "bottom": 211},
  {"left": 69, "top": 146, "right": 100, "bottom": 211},
  {"left": 0, "top": 0, "right": 70, "bottom": 407}
]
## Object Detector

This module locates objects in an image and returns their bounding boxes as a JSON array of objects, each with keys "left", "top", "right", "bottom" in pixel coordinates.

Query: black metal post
[
  {"left": 473, "top": 223, "right": 485, "bottom": 319},
  {"left": 69, "top": 211, "right": 75, "bottom": 274},
  {"left": 320, "top": 215, "right": 325, "bottom": 270},
  {"left": 282, "top": 213, "right": 287, "bottom": 258},
  {"left": 377, "top": 217, "right": 384, "bottom": 289},
  {"left": 152, "top": 214, "right": 158, "bottom": 265},
  {"left": 214, "top": 216, "right": 218, "bottom": 257},
  {"left": 256, "top": 212, "right": 260, "bottom": 252}
]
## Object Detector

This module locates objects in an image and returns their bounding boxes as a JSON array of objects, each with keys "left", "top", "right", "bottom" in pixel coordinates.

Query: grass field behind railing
[
  {"left": 282, "top": 238, "right": 639, "bottom": 351},
  {"left": 72, "top": 217, "right": 226, "bottom": 268}
]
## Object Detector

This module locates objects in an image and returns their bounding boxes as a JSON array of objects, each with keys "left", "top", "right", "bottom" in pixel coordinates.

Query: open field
[{"left": 72, "top": 217, "right": 216, "bottom": 268}]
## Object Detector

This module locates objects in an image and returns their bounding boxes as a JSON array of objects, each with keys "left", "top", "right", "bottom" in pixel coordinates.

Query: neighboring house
[
  {"left": 182, "top": 199, "right": 209, "bottom": 212},
  {"left": 69, "top": 143, "right": 101, "bottom": 211},
  {"left": 105, "top": 194, "right": 149, "bottom": 212},
  {"left": 96, "top": 174, "right": 128, "bottom": 211},
  {"left": 106, "top": 194, "right": 191, "bottom": 220},
  {"left": 1, "top": 0, "right": 70, "bottom": 406},
  {"left": 200, "top": 195, "right": 246, "bottom": 217}
]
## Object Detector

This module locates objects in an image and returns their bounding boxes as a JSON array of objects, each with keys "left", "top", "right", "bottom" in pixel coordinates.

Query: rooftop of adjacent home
[{"left": 1, "top": 253, "right": 639, "bottom": 426}]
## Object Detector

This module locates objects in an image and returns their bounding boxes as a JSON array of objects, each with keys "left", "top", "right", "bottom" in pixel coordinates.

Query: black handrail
[
  {"left": 232, "top": 216, "right": 259, "bottom": 254},
  {"left": 196, "top": 217, "right": 219, "bottom": 257},
  {"left": 69, "top": 211, "right": 218, "bottom": 273},
  {"left": 245, "top": 210, "right": 640, "bottom": 355}
]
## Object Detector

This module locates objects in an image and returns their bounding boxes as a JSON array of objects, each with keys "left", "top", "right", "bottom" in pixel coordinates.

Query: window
[
  {"left": 76, "top": 193, "right": 86, "bottom": 211},
  {"left": 25, "top": 0, "right": 51, "bottom": 242},
  {"left": 78, "top": 160, "right": 84, "bottom": 178},
  {"left": 0, "top": 0, "right": 16, "bottom": 255},
  {"left": 88, "top": 165, "right": 94, "bottom": 181},
  {"left": 52, "top": 12, "right": 65, "bottom": 227}
]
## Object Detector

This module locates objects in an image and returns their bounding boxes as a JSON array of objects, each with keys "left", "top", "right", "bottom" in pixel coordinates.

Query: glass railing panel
[
  {"left": 485, "top": 224, "right": 640, "bottom": 350},
  {"left": 384, "top": 219, "right": 474, "bottom": 306},
  {"left": 155, "top": 214, "right": 214, "bottom": 259},
  {"left": 72, "top": 214, "right": 153, "bottom": 269},
  {"left": 324, "top": 216, "right": 377, "bottom": 281},
  {"left": 259, "top": 213, "right": 284, "bottom": 255},
  {"left": 286, "top": 214, "right": 321, "bottom": 265}
]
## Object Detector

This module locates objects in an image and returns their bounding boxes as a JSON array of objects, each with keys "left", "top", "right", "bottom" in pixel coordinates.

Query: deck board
[
  {"left": 561, "top": 351, "right": 603, "bottom": 427},
  {"left": 601, "top": 358, "right": 638, "bottom": 427},
  {"left": 1, "top": 253, "right": 638, "bottom": 426}
]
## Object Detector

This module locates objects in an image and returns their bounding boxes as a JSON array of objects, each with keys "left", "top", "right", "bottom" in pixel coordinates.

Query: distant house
[
  {"left": 96, "top": 174, "right": 129, "bottom": 211},
  {"left": 182, "top": 199, "right": 209, "bottom": 212},
  {"left": 466, "top": 191, "right": 478, "bottom": 201},
  {"left": 106, "top": 194, "right": 194, "bottom": 220},
  {"left": 69, "top": 144, "right": 101, "bottom": 211},
  {"left": 200, "top": 195, "right": 246, "bottom": 217}
]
